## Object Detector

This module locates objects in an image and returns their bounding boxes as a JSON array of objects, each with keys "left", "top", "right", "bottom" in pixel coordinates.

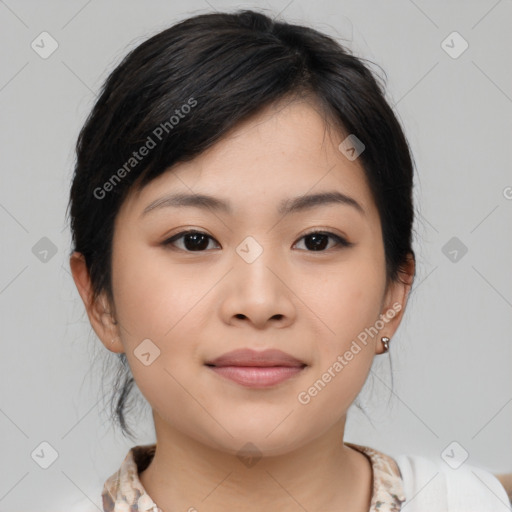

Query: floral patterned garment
[{"left": 102, "top": 442, "right": 406, "bottom": 511}]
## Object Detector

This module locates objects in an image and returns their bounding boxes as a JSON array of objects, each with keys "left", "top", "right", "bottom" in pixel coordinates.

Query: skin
[
  {"left": 495, "top": 474, "right": 512, "bottom": 503},
  {"left": 70, "top": 97, "right": 415, "bottom": 512}
]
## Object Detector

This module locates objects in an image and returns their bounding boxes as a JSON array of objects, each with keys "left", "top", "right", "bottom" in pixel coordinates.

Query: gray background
[{"left": 1, "top": 0, "right": 511, "bottom": 510}]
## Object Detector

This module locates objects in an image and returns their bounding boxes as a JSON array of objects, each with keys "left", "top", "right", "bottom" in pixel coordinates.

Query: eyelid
[
  {"left": 163, "top": 229, "right": 220, "bottom": 249},
  {"left": 297, "top": 227, "right": 349, "bottom": 241},
  {"left": 293, "top": 228, "right": 353, "bottom": 249},
  {"left": 162, "top": 228, "right": 353, "bottom": 252}
]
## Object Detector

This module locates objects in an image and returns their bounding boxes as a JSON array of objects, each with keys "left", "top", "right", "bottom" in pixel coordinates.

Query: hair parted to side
[{"left": 66, "top": 9, "right": 416, "bottom": 441}]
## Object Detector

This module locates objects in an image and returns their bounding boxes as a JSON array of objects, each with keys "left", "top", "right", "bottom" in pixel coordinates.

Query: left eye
[
  {"left": 293, "top": 231, "right": 352, "bottom": 251},
  {"left": 162, "top": 230, "right": 352, "bottom": 252}
]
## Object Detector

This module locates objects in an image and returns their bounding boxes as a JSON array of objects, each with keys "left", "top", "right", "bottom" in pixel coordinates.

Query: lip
[
  {"left": 205, "top": 348, "right": 306, "bottom": 367},
  {"left": 205, "top": 348, "right": 307, "bottom": 388}
]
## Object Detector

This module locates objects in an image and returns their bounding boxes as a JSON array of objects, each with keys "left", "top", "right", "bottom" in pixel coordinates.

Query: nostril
[{"left": 235, "top": 314, "right": 246, "bottom": 319}]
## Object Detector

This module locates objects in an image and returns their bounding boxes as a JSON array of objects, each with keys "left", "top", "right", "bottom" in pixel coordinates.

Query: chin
[{"left": 202, "top": 421, "right": 310, "bottom": 458}]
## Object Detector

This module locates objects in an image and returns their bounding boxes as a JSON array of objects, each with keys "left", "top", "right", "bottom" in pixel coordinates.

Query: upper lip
[{"left": 205, "top": 348, "right": 306, "bottom": 367}]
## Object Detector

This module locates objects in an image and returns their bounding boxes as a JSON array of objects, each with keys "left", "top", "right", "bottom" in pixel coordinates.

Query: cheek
[
  {"left": 294, "top": 260, "right": 385, "bottom": 418},
  {"left": 300, "top": 253, "right": 386, "bottom": 354},
  {"left": 111, "top": 242, "right": 211, "bottom": 340},
  {"left": 110, "top": 245, "right": 207, "bottom": 410},
  {"left": 110, "top": 242, "right": 222, "bottom": 388}
]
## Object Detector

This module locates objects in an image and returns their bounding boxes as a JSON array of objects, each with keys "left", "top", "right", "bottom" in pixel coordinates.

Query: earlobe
[{"left": 69, "top": 251, "right": 125, "bottom": 354}]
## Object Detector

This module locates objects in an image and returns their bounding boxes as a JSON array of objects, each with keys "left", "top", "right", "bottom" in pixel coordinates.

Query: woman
[{"left": 67, "top": 9, "right": 510, "bottom": 511}]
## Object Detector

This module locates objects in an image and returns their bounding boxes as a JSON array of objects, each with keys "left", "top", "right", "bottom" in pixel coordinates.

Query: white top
[{"left": 395, "top": 453, "right": 511, "bottom": 511}]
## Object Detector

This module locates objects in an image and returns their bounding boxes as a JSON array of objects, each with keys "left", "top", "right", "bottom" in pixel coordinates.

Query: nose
[{"left": 218, "top": 246, "right": 296, "bottom": 330}]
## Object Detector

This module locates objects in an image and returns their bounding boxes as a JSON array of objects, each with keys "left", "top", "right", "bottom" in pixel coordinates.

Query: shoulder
[{"left": 394, "top": 452, "right": 511, "bottom": 511}]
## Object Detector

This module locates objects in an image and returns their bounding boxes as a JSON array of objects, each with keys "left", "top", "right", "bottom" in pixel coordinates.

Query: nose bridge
[
  {"left": 219, "top": 234, "right": 295, "bottom": 327},
  {"left": 233, "top": 234, "right": 280, "bottom": 295}
]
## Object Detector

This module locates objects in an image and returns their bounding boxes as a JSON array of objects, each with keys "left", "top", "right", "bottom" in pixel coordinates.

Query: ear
[
  {"left": 376, "top": 252, "right": 415, "bottom": 354},
  {"left": 69, "top": 251, "right": 124, "bottom": 354}
]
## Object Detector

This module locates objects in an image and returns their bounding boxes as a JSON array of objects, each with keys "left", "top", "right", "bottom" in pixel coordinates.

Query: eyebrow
[{"left": 140, "top": 190, "right": 365, "bottom": 218}]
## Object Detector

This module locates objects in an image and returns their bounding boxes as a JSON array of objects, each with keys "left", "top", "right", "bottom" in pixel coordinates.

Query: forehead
[{"left": 118, "top": 98, "right": 378, "bottom": 223}]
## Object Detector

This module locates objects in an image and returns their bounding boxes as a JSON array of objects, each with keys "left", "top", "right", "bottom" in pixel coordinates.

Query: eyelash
[{"left": 162, "top": 229, "right": 354, "bottom": 252}]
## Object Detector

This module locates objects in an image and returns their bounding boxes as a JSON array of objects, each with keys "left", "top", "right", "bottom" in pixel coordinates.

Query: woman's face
[{"left": 73, "top": 98, "right": 411, "bottom": 456}]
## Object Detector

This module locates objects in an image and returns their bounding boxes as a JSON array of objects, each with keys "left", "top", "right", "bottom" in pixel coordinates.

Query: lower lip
[{"left": 207, "top": 365, "right": 305, "bottom": 387}]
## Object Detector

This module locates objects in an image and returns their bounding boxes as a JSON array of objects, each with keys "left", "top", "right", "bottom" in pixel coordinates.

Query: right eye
[{"left": 162, "top": 230, "right": 221, "bottom": 252}]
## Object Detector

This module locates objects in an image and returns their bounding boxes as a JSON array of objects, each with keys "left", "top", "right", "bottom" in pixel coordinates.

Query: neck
[{"left": 139, "top": 414, "right": 372, "bottom": 512}]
